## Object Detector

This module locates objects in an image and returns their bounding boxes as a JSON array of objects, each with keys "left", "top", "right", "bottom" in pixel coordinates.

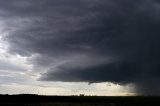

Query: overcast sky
[{"left": 0, "top": 0, "right": 160, "bottom": 95}]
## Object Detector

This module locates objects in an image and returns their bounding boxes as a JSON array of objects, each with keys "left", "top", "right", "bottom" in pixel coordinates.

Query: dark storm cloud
[
  {"left": 2, "top": 0, "right": 160, "bottom": 95},
  {"left": 41, "top": 61, "right": 141, "bottom": 83}
]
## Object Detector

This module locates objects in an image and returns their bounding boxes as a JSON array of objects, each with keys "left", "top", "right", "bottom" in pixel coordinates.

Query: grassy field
[{"left": 0, "top": 94, "right": 160, "bottom": 106}]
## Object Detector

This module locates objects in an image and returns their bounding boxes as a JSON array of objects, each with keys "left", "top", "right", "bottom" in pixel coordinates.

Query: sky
[{"left": 0, "top": 0, "right": 160, "bottom": 96}]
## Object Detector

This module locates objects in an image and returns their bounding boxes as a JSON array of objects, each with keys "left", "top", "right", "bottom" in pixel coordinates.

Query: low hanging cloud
[{"left": 2, "top": 0, "right": 160, "bottom": 95}]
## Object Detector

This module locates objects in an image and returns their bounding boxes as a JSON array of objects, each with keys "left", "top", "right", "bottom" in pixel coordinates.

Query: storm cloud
[{"left": 1, "top": 0, "right": 160, "bottom": 95}]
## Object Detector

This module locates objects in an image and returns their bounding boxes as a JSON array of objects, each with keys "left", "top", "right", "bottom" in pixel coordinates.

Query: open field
[{"left": 0, "top": 94, "right": 160, "bottom": 106}]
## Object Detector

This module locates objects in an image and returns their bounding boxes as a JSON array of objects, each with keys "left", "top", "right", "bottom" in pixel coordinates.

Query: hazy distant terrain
[{"left": 0, "top": 95, "right": 160, "bottom": 106}]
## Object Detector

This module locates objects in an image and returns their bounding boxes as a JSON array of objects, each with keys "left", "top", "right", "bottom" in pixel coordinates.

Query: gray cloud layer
[{"left": 2, "top": 0, "right": 160, "bottom": 95}]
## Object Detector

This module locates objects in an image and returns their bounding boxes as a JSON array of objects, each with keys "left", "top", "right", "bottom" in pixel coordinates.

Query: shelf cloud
[{"left": 1, "top": 0, "right": 160, "bottom": 95}]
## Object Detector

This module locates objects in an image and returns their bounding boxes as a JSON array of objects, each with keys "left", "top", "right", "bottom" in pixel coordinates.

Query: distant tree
[{"left": 80, "top": 94, "right": 85, "bottom": 96}]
